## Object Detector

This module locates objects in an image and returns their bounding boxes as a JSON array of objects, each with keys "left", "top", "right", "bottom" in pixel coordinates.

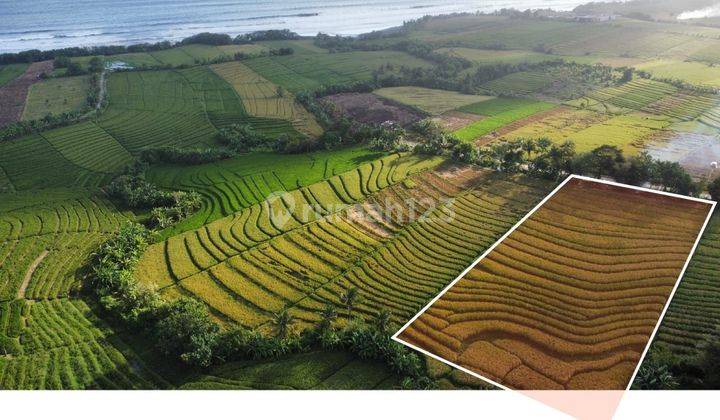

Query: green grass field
[
  {"left": 0, "top": 63, "right": 28, "bottom": 86},
  {"left": 22, "top": 75, "right": 92, "bottom": 121},
  {"left": 635, "top": 59, "right": 720, "bottom": 88},
  {"left": 244, "top": 51, "right": 432, "bottom": 93},
  {"left": 72, "top": 44, "right": 269, "bottom": 69},
  {"left": 374, "top": 86, "right": 493, "bottom": 115},
  {"left": 454, "top": 98, "right": 556, "bottom": 142}
]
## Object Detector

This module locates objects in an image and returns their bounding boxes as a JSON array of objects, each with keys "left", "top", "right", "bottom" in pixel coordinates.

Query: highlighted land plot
[{"left": 394, "top": 175, "right": 715, "bottom": 390}]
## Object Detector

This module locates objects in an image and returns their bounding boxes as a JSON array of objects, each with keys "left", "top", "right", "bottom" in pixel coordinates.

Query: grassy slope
[
  {"left": 454, "top": 98, "right": 556, "bottom": 142},
  {"left": 0, "top": 64, "right": 29, "bottom": 86},
  {"left": 22, "top": 75, "right": 92, "bottom": 120}
]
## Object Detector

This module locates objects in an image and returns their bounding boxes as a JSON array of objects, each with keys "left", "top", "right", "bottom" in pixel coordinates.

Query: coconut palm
[
  {"left": 340, "top": 286, "right": 361, "bottom": 317},
  {"left": 319, "top": 303, "right": 338, "bottom": 331},
  {"left": 271, "top": 309, "right": 294, "bottom": 338}
]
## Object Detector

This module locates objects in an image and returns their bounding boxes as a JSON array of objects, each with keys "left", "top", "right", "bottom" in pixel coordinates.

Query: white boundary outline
[{"left": 392, "top": 174, "right": 716, "bottom": 391}]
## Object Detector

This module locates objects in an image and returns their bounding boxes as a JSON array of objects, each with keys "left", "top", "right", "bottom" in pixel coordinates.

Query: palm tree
[
  {"left": 520, "top": 138, "right": 537, "bottom": 160},
  {"left": 319, "top": 303, "right": 338, "bottom": 331},
  {"left": 373, "top": 309, "right": 392, "bottom": 334},
  {"left": 340, "top": 286, "right": 360, "bottom": 317},
  {"left": 271, "top": 309, "right": 294, "bottom": 338}
]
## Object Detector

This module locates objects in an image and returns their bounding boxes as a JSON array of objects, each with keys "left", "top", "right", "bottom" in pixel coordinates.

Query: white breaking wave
[{"left": 678, "top": 3, "right": 720, "bottom": 20}]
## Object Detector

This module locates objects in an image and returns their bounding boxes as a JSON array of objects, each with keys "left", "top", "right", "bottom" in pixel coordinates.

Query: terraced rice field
[
  {"left": 244, "top": 51, "right": 431, "bottom": 93},
  {"left": 136, "top": 157, "right": 551, "bottom": 332},
  {"left": 0, "top": 189, "right": 129, "bottom": 300},
  {"left": 0, "top": 298, "right": 160, "bottom": 389},
  {"left": 373, "top": 86, "right": 493, "bottom": 115},
  {"left": 396, "top": 177, "right": 713, "bottom": 390},
  {"left": 454, "top": 98, "right": 556, "bottom": 142},
  {"left": 97, "top": 69, "right": 221, "bottom": 153},
  {"left": 653, "top": 214, "right": 720, "bottom": 354},
  {"left": 22, "top": 75, "right": 92, "bottom": 121},
  {"left": 0, "top": 134, "right": 110, "bottom": 191},
  {"left": 146, "top": 147, "right": 387, "bottom": 237},
  {"left": 40, "top": 122, "right": 133, "bottom": 173},
  {"left": 211, "top": 61, "right": 322, "bottom": 136}
]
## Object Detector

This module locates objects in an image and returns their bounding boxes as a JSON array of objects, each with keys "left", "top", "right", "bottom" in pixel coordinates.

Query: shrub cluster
[{"left": 106, "top": 176, "right": 202, "bottom": 228}]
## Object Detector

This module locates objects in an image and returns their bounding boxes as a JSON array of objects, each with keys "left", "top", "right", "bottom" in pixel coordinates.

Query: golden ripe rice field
[{"left": 396, "top": 177, "right": 713, "bottom": 390}]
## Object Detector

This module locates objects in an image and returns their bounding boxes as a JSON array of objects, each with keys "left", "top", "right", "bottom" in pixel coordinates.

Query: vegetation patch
[
  {"left": 454, "top": 98, "right": 556, "bottom": 142},
  {"left": 22, "top": 75, "right": 92, "bottom": 121},
  {"left": 324, "top": 92, "right": 425, "bottom": 126},
  {"left": 374, "top": 86, "right": 493, "bottom": 115}
]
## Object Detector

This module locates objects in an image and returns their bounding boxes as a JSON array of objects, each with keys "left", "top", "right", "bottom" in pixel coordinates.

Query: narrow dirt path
[{"left": 17, "top": 249, "right": 49, "bottom": 299}]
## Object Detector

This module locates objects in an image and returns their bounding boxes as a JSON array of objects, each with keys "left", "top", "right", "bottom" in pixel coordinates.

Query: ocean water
[{"left": 0, "top": 0, "right": 590, "bottom": 53}]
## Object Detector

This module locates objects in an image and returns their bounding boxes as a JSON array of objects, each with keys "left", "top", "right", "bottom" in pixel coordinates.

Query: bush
[
  {"left": 180, "top": 32, "right": 232, "bottom": 46},
  {"left": 155, "top": 297, "right": 220, "bottom": 367}
]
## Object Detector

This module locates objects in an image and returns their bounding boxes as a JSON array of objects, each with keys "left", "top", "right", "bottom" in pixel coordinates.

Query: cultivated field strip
[
  {"left": 135, "top": 154, "right": 443, "bottom": 289},
  {"left": 97, "top": 70, "right": 222, "bottom": 153},
  {"left": 654, "top": 214, "right": 720, "bottom": 353},
  {"left": 136, "top": 159, "right": 550, "bottom": 329},
  {"left": 40, "top": 122, "right": 133, "bottom": 173},
  {"left": 0, "top": 192, "right": 128, "bottom": 300},
  {"left": 397, "top": 178, "right": 712, "bottom": 390},
  {"left": 211, "top": 61, "right": 322, "bottom": 137},
  {"left": 0, "top": 135, "right": 110, "bottom": 191},
  {"left": 0, "top": 298, "right": 160, "bottom": 389},
  {"left": 572, "top": 78, "right": 720, "bottom": 122}
]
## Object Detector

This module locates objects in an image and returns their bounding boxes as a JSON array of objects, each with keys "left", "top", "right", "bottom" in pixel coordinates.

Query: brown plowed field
[
  {"left": 323, "top": 92, "right": 424, "bottom": 126},
  {"left": 0, "top": 61, "right": 53, "bottom": 126},
  {"left": 397, "top": 177, "right": 713, "bottom": 390}
]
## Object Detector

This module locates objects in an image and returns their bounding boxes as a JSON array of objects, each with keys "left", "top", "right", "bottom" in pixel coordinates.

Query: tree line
[{"left": 0, "top": 30, "right": 301, "bottom": 65}]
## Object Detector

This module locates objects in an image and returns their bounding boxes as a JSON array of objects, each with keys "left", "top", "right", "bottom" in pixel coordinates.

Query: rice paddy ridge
[
  {"left": 397, "top": 178, "right": 712, "bottom": 390},
  {"left": 136, "top": 153, "right": 443, "bottom": 294}
]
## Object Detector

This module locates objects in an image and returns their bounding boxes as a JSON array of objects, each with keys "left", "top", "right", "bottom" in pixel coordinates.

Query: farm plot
[
  {"left": 210, "top": 61, "right": 322, "bottom": 136},
  {"left": 437, "top": 48, "right": 554, "bottom": 66},
  {"left": 0, "top": 134, "right": 110, "bottom": 190},
  {"left": 40, "top": 122, "right": 133, "bottom": 173},
  {"left": 97, "top": 70, "right": 220, "bottom": 153},
  {"left": 395, "top": 176, "right": 713, "bottom": 390},
  {"left": 481, "top": 71, "right": 554, "bottom": 96},
  {"left": 454, "top": 98, "right": 556, "bottom": 143},
  {"left": 635, "top": 60, "right": 720, "bottom": 88},
  {"left": 0, "top": 298, "right": 161, "bottom": 389},
  {"left": 0, "top": 63, "right": 29, "bottom": 87},
  {"left": 0, "top": 189, "right": 129, "bottom": 300},
  {"left": 0, "top": 61, "right": 53, "bottom": 126},
  {"left": 500, "top": 110, "right": 669, "bottom": 154},
  {"left": 323, "top": 93, "right": 425, "bottom": 126},
  {"left": 136, "top": 160, "right": 550, "bottom": 331},
  {"left": 652, "top": 214, "right": 720, "bottom": 354},
  {"left": 244, "top": 51, "right": 431, "bottom": 93},
  {"left": 145, "top": 146, "right": 386, "bottom": 237},
  {"left": 22, "top": 75, "right": 92, "bottom": 121},
  {"left": 570, "top": 79, "right": 677, "bottom": 114},
  {"left": 373, "top": 86, "right": 493, "bottom": 115}
]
